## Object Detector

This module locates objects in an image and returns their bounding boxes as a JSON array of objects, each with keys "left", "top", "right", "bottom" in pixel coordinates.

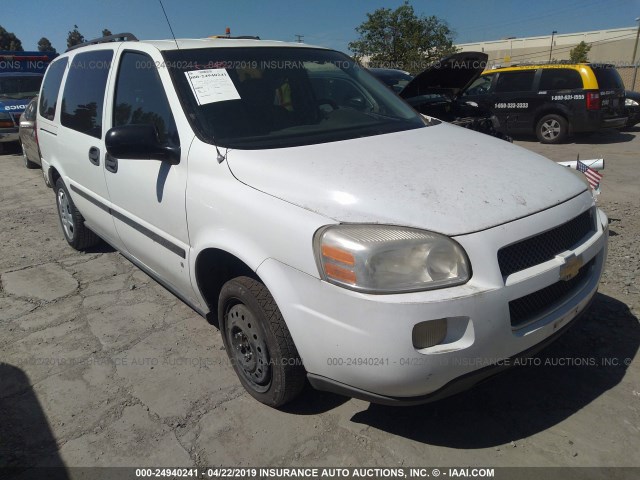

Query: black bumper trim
[{"left": 308, "top": 296, "right": 594, "bottom": 406}]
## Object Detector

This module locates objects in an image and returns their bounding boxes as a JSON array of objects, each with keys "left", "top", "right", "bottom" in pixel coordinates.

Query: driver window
[
  {"left": 113, "top": 52, "right": 179, "bottom": 147},
  {"left": 463, "top": 75, "right": 493, "bottom": 96}
]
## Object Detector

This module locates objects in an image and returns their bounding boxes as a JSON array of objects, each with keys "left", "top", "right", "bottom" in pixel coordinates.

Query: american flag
[{"left": 576, "top": 160, "right": 602, "bottom": 190}]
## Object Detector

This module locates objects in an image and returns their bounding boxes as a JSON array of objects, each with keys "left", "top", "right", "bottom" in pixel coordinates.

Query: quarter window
[
  {"left": 495, "top": 71, "right": 535, "bottom": 93},
  {"left": 61, "top": 50, "right": 113, "bottom": 138},
  {"left": 113, "top": 51, "right": 179, "bottom": 147},
  {"left": 539, "top": 69, "right": 582, "bottom": 90},
  {"left": 39, "top": 58, "right": 68, "bottom": 121}
]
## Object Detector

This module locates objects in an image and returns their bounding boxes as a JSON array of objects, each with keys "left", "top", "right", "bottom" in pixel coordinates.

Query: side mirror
[{"left": 105, "top": 124, "right": 180, "bottom": 164}]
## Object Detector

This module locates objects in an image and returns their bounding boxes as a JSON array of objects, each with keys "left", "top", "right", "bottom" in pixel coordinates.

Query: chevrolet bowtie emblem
[{"left": 559, "top": 254, "right": 583, "bottom": 281}]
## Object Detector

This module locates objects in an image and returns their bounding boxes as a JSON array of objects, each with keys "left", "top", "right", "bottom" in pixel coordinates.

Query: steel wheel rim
[
  {"left": 57, "top": 189, "right": 74, "bottom": 239},
  {"left": 226, "top": 302, "right": 271, "bottom": 392},
  {"left": 541, "top": 119, "right": 561, "bottom": 140}
]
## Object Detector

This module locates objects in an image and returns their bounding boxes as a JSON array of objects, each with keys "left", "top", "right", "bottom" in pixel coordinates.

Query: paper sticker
[{"left": 185, "top": 68, "right": 241, "bottom": 105}]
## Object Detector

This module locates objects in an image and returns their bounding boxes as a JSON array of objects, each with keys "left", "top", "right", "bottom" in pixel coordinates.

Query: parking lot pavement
[{"left": 0, "top": 130, "right": 638, "bottom": 473}]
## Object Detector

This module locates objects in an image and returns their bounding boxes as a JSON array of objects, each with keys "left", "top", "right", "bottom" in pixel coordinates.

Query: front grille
[
  {"left": 498, "top": 209, "right": 595, "bottom": 278},
  {"left": 509, "top": 258, "right": 595, "bottom": 328},
  {"left": 11, "top": 113, "right": 21, "bottom": 124}
]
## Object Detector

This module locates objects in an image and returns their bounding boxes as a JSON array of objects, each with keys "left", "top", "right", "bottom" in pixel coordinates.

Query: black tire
[
  {"left": 22, "top": 142, "right": 39, "bottom": 169},
  {"left": 218, "top": 276, "right": 305, "bottom": 407},
  {"left": 536, "top": 114, "right": 568, "bottom": 144},
  {"left": 54, "top": 177, "right": 100, "bottom": 250}
]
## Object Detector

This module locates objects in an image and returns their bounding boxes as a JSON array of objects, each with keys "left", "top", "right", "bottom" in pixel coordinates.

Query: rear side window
[
  {"left": 495, "top": 71, "right": 535, "bottom": 93},
  {"left": 113, "top": 51, "right": 179, "bottom": 147},
  {"left": 39, "top": 58, "right": 68, "bottom": 121},
  {"left": 61, "top": 50, "right": 113, "bottom": 138},
  {"left": 539, "top": 69, "right": 583, "bottom": 90},
  {"left": 592, "top": 67, "right": 624, "bottom": 90}
]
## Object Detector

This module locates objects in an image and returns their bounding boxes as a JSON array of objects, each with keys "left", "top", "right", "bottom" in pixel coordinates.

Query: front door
[
  {"left": 490, "top": 70, "right": 537, "bottom": 133},
  {"left": 102, "top": 48, "right": 194, "bottom": 299}
]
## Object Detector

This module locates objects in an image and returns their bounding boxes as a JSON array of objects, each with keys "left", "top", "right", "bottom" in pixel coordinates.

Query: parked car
[
  {"left": 18, "top": 96, "right": 41, "bottom": 168},
  {"left": 370, "top": 54, "right": 512, "bottom": 141},
  {"left": 38, "top": 33, "right": 608, "bottom": 407},
  {"left": 461, "top": 62, "right": 628, "bottom": 143},
  {"left": 367, "top": 68, "right": 413, "bottom": 94},
  {"left": 378, "top": 56, "right": 628, "bottom": 144},
  {"left": 0, "top": 51, "right": 55, "bottom": 153},
  {"left": 624, "top": 90, "right": 640, "bottom": 128}
]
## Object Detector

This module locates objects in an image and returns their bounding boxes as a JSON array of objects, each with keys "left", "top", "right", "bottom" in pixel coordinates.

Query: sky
[{"left": 2, "top": 0, "right": 639, "bottom": 54}]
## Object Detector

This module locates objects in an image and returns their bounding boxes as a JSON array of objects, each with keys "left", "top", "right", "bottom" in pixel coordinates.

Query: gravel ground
[{"left": 0, "top": 128, "right": 638, "bottom": 476}]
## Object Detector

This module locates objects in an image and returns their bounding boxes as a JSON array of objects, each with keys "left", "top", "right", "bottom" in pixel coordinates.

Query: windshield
[
  {"left": 163, "top": 47, "right": 425, "bottom": 149},
  {"left": 0, "top": 75, "right": 43, "bottom": 100}
]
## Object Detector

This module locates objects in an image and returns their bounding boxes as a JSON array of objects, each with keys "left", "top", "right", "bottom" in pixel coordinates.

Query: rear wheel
[
  {"left": 54, "top": 178, "right": 100, "bottom": 250},
  {"left": 536, "top": 114, "right": 568, "bottom": 144},
  {"left": 22, "top": 142, "right": 39, "bottom": 169},
  {"left": 219, "top": 276, "right": 305, "bottom": 407}
]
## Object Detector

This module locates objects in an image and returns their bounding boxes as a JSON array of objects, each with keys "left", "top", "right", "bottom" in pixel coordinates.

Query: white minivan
[{"left": 37, "top": 34, "right": 608, "bottom": 407}]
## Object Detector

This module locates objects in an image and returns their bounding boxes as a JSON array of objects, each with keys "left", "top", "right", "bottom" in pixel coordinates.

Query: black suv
[
  {"left": 460, "top": 63, "right": 628, "bottom": 143},
  {"left": 374, "top": 55, "right": 628, "bottom": 144}
]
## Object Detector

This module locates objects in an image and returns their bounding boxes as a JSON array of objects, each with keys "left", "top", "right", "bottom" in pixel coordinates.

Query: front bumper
[
  {"left": 0, "top": 128, "right": 19, "bottom": 143},
  {"left": 257, "top": 192, "right": 608, "bottom": 401},
  {"left": 625, "top": 108, "right": 640, "bottom": 127},
  {"left": 307, "top": 296, "right": 593, "bottom": 405}
]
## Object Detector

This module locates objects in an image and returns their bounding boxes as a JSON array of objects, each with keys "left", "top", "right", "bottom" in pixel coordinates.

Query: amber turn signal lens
[
  {"left": 321, "top": 245, "right": 355, "bottom": 266},
  {"left": 324, "top": 263, "right": 357, "bottom": 284}
]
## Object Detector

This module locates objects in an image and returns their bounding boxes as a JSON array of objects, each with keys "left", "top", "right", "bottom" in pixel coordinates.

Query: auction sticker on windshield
[{"left": 185, "top": 68, "right": 241, "bottom": 105}]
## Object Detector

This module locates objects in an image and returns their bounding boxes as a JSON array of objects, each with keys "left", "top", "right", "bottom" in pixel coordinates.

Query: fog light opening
[{"left": 412, "top": 319, "right": 447, "bottom": 349}]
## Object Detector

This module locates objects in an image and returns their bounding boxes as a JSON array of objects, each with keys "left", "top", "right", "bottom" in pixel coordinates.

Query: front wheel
[
  {"left": 219, "top": 276, "right": 305, "bottom": 407},
  {"left": 536, "top": 114, "right": 568, "bottom": 144},
  {"left": 54, "top": 178, "right": 100, "bottom": 250}
]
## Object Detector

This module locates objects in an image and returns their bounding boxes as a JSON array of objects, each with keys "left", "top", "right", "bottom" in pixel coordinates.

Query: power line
[
  {"left": 459, "top": 0, "right": 625, "bottom": 41},
  {"left": 460, "top": 0, "right": 600, "bottom": 34}
]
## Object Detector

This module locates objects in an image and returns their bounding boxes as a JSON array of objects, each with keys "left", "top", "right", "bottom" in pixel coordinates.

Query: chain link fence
[{"left": 617, "top": 66, "right": 639, "bottom": 92}]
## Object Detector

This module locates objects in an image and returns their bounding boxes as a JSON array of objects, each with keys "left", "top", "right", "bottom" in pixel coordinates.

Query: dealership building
[{"left": 456, "top": 27, "right": 640, "bottom": 90}]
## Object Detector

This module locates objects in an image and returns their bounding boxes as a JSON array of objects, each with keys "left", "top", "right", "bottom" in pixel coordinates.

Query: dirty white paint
[{"left": 227, "top": 122, "right": 587, "bottom": 236}]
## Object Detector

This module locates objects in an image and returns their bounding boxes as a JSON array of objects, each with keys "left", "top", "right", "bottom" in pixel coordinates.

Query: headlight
[
  {"left": 314, "top": 224, "right": 471, "bottom": 293},
  {"left": 625, "top": 98, "right": 639, "bottom": 107}
]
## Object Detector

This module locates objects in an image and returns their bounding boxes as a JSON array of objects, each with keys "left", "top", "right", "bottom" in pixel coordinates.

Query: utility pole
[
  {"left": 549, "top": 30, "right": 557, "bottom": 63},
  {"left": 294, "top": 34, "right": 304, "bottom": 43},
  {"left": 632, "top": 18, "right": 640, "bottom": 91}
]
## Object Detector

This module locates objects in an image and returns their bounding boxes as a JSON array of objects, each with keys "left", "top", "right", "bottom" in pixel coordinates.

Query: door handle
[
  {"left": 105, "top": 153, "right": 118, "bottom": 173},
  {"left": 88, "top": 147, "right": 100, "bottom": 166}
]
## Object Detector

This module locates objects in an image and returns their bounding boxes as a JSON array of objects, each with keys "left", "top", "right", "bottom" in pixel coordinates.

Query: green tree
[
  {"left": 102, "top": 29, "right": 112, "bottom": 37},
  {"left": 0, "top": 25, "right": 23, "bottom": 51},
  {"left": 67, "top": 25, "right": 85, "bottom": 48},
  {"left": 348, "top": 1, "right": 457, "bottom": 74},
  {"left": 569, "top": 41, "right": 591, "bottom": 63},
  {"left": 37, "top": 37, "right": 57, "bottom": 53}
]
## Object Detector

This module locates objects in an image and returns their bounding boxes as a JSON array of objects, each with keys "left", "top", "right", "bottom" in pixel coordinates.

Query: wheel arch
[
  {"left": 533, "top": 106, "right": 570, "bottom": 133},
  {"left": 194, "top": 247, "right": 262, "bottom": 317},
  {"left": 48, "top": 165, "right": 61, "bottom": 189}
]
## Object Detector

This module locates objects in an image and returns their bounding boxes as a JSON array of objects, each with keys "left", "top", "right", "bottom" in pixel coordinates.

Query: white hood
[{"left": 226, "top": 123, "right": 587, "bottom": 236}]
